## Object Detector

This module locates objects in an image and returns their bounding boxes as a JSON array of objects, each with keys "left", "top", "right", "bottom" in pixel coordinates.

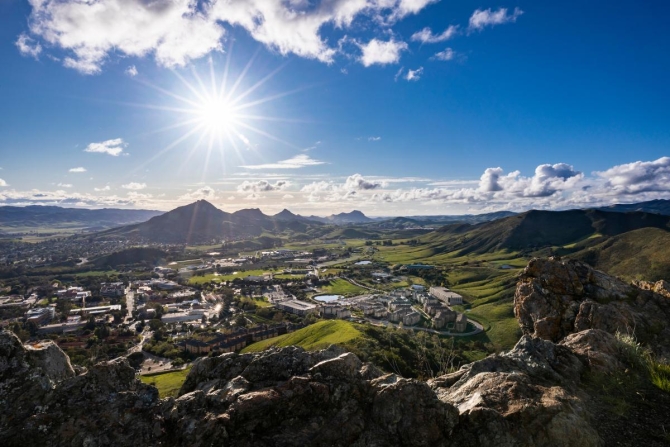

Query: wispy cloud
[
  {"left": 121, "top": 182, "right": 146, "bottom": 190},
  {"left": 404, "top": 67, "right": 423, "bottom": 81},
  {"left": 125, "top": 65, "right": 138, "bottom": 77},
  {"left": 69, "top": 167, "right": 86, "bottom": 173},
  {"left": 411, "top": 25, "right": 459, "bottom": 44},
  {"left": 433, "top": 48, "right": 456, "bottom": 61},
  {"left": 241, "top": 154, "right": 325, "bottom": 170},
  {"left": 84, "top": 138, "right": 127, "bottom": 156},
  {"left": 468, "top": 7, "right": 523, "bottom": 32},
  {"left": 16, "top": 34, "right": 42, "bottom": 59},
  {"left": 94, "top": 185, "right": 111, "bottom": 191},
  {"left": 57, "top": 183, "right": 73, "bottom": 188},
  {"left": 368, "top": 136, "right": 382, "bottom": 141}
]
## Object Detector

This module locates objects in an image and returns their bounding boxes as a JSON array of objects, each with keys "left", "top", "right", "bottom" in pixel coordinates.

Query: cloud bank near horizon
[{"left": 2, "top": 157, "right": 669, "bottom": 215}]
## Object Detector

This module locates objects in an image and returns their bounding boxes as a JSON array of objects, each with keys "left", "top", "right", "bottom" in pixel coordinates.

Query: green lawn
[
  {"left": 188, "top": 269, "right": 272, "bottom": 285},
  {"left": 140, "top": 367, "right": 192, "bottom": 398},
  {"left": 241, "top": 320, "right": 362, "bottom": 353},
  {"left": 319, "top": 278, "right": 367, "bottom": 296}
]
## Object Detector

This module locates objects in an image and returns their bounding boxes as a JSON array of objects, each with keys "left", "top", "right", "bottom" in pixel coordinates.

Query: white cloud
[
  {"left": 301, "top": 173, "right": 384, "bottom": 202},
  {"left": 468, "top": 7, "right": 523, "bottom": 32},
  {"left": 125, "top": 65, "right": 138, "bottom": 77},
  {"left": 94, "top": 185, "right": 111, "bottom": 192},
  {"left": 283, "top": 194, "right": 295, "bottom": 199},
  {"left": 121, "top": 182, "right": 147, "bottom": 190},
  {"left": 404, "top": 66, "right": 423, "bottom": 81},
  {"left": 69, "top": 167, "right": 86, "bottom": 173},
  {"left": 368, "top": 136, "right": 382, "bottom": 141},
  {"left": 237, "top": 180, "right": 290, "bottom": 193},
  {"left": 241, "top": 154, "right": 325, "bottom": 170},
  {"left": 15, "top": 33, "right": 42, "bottom": 59},
  {"left": 358, "top": 38, "right": 408, "bottom": 67},
  {"left": 20, "top": 0, "right": 439, "bottom": 74},
  {"left": 344, "top": 174, "right": 385, "bottom": 190},
  {"left": 0, "top": 179, "right": 8, "bottom": 187},
  {"left": 411, "top": 25, "right": 458, "bottom": 43},
  {"left": 24, "top": 0, "right": 225, "bottom": 74},
  {"left": 433, "top": 48, "right": 455, "bottom": 61},
  {"left": 57, "top": 183, "right": 73, "bottom": 188},
  {"left": 389, "top": 0, "right": 440, "bottom": 21},
  {"left": 596, "top": 157, "right": 670, "bottom": 195},
  {"left": 84, "top": 138, "right": 127, "bottom": 156},
  {"left": 178, "top": 186, "right": 217, "bottom": 202}
]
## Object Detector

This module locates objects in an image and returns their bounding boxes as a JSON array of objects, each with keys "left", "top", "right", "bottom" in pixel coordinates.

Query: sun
[
  {"left": 128, "top": 54, "right": 306, "bottom": 177},
  {"left": 196, "top": 97, "right": 237, "bottom": 135}
]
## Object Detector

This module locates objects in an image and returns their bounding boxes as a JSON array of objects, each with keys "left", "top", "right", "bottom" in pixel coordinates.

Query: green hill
[
  {"left": 419, "top": 209, "right": 670, "bottom": 257},
  {"left": 570, "top": 227, "right": 670, "bottom": 281},
  {"left": 242, "top": 320, "right": 362, "bottom": 353}
]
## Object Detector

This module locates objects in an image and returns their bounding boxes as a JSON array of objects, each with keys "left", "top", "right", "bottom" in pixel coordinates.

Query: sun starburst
[{"left": 128, "top": 49, "right": 307, "bottom": 179}]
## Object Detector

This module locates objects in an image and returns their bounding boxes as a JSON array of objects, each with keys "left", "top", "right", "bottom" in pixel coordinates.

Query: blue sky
[{"left": 1, "top": 0, "right": 669, "bottom": 215}]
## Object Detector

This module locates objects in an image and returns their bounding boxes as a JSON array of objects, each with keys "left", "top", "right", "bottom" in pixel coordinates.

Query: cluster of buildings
[{"left": 346, "top": 286, "right": 469, "bottom": 332}]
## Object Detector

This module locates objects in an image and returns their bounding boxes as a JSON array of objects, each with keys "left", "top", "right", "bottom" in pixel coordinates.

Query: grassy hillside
[
  {"left": 242, "top": 320, "right": 490, "bottom": 378},
  {"left": 319, "top": 278, "right": 367, "bottom": 296},
  {"left": 571, "top": 227, "right": 670, "bottom": 281},
  {"left": 241, "top": 320, "right": 362, "bottom": 353},
  {"left": 140, "top": 367, "right": 192, "bottom": 398}
]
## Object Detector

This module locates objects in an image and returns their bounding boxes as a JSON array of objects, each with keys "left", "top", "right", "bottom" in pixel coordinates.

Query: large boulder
[{"left": 514, "top": 257, "right": 670, "bottom": 359}]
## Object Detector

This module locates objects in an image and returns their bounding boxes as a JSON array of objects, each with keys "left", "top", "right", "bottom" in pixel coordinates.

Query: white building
[{"left": 429, "top": 287, "right": 463, "bottom": 305}]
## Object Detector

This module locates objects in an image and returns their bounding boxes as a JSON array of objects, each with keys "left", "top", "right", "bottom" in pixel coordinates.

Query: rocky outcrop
[{"left": 514, "top": 257, "right": 670, "bottom": 359}]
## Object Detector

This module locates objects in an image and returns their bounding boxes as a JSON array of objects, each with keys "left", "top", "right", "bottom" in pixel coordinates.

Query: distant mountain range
[
  {"left": 305, "top": 210, "right": 374, "bottom": 224},
  {"left": 97, "top": 200, "right": 327, "bottom": 244},
  {"left": 4, "top": 198, "right": 670, "bottom": 242},
  {"left": 597, "top": 199, "right": 670, "bottom": 215},
  {"left": 0, "top": 205, "right": 163, "bottom": 231}
]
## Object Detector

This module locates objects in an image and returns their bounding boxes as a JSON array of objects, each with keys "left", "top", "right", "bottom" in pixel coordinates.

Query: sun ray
[
  {"left": 225, "top": 47, "right": 261, "bottom": 103},
  {"left": 229, "top": 62, "right": 287, "bottom": 108}
]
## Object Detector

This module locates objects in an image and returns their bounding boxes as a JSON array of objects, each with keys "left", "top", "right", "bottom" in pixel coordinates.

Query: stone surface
[{"left": 514, "top": 257, "right": 670, "bottom": 359}]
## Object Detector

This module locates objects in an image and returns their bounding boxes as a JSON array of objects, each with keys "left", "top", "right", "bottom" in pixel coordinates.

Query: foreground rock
[{"left": 514, "top": 257, "right": 670, "bottom": 359}]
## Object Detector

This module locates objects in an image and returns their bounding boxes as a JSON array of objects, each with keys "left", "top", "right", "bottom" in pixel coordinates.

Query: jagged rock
[
  {"left": 514, "top": 257, "right": 670, "bottom": 359},
  {"left": 432, "top": 335, "right": 599, "bottom": 447},
  {"left": 634, "top": 279, "right": 670, "bottom": 298}
]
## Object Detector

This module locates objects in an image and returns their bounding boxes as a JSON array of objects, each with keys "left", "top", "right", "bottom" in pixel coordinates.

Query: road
[{"left": 125, "top": 288, "right": 134, "bottom": 323}]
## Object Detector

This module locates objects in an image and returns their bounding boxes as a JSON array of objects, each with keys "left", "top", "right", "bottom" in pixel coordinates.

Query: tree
[{"left": 235, "top": 315, "right": 247, "bottom": 327}]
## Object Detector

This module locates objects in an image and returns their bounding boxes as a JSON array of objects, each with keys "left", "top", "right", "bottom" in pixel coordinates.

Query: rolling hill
[
  {"left": 419, "top": 209, "right": 670, "bottom": 257},
  {"left": 570, "top": 227, "right": 670, "bottom": 281}
]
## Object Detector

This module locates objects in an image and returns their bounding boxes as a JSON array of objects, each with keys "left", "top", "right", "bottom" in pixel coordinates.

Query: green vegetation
[
  {"left": 140, "top": 367, "right": 192, "bottom": 398},
  {"left": 242, "top": 320, "right": 362, "bottom": 353},
  {"left": 570, "top": 228, "right": 670, "bottom": 281},
  {"left": 319, "top": 278, "right": 366, "bottom": 296},
  {"left": 242, "top": 320, "right": 490, "bottom": 378},
  {"left": 649, "top": 361, "right": 670, "bottom": 392},
  {"left": 188, "top": 269, "right": 270, "bottom": 285}
]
